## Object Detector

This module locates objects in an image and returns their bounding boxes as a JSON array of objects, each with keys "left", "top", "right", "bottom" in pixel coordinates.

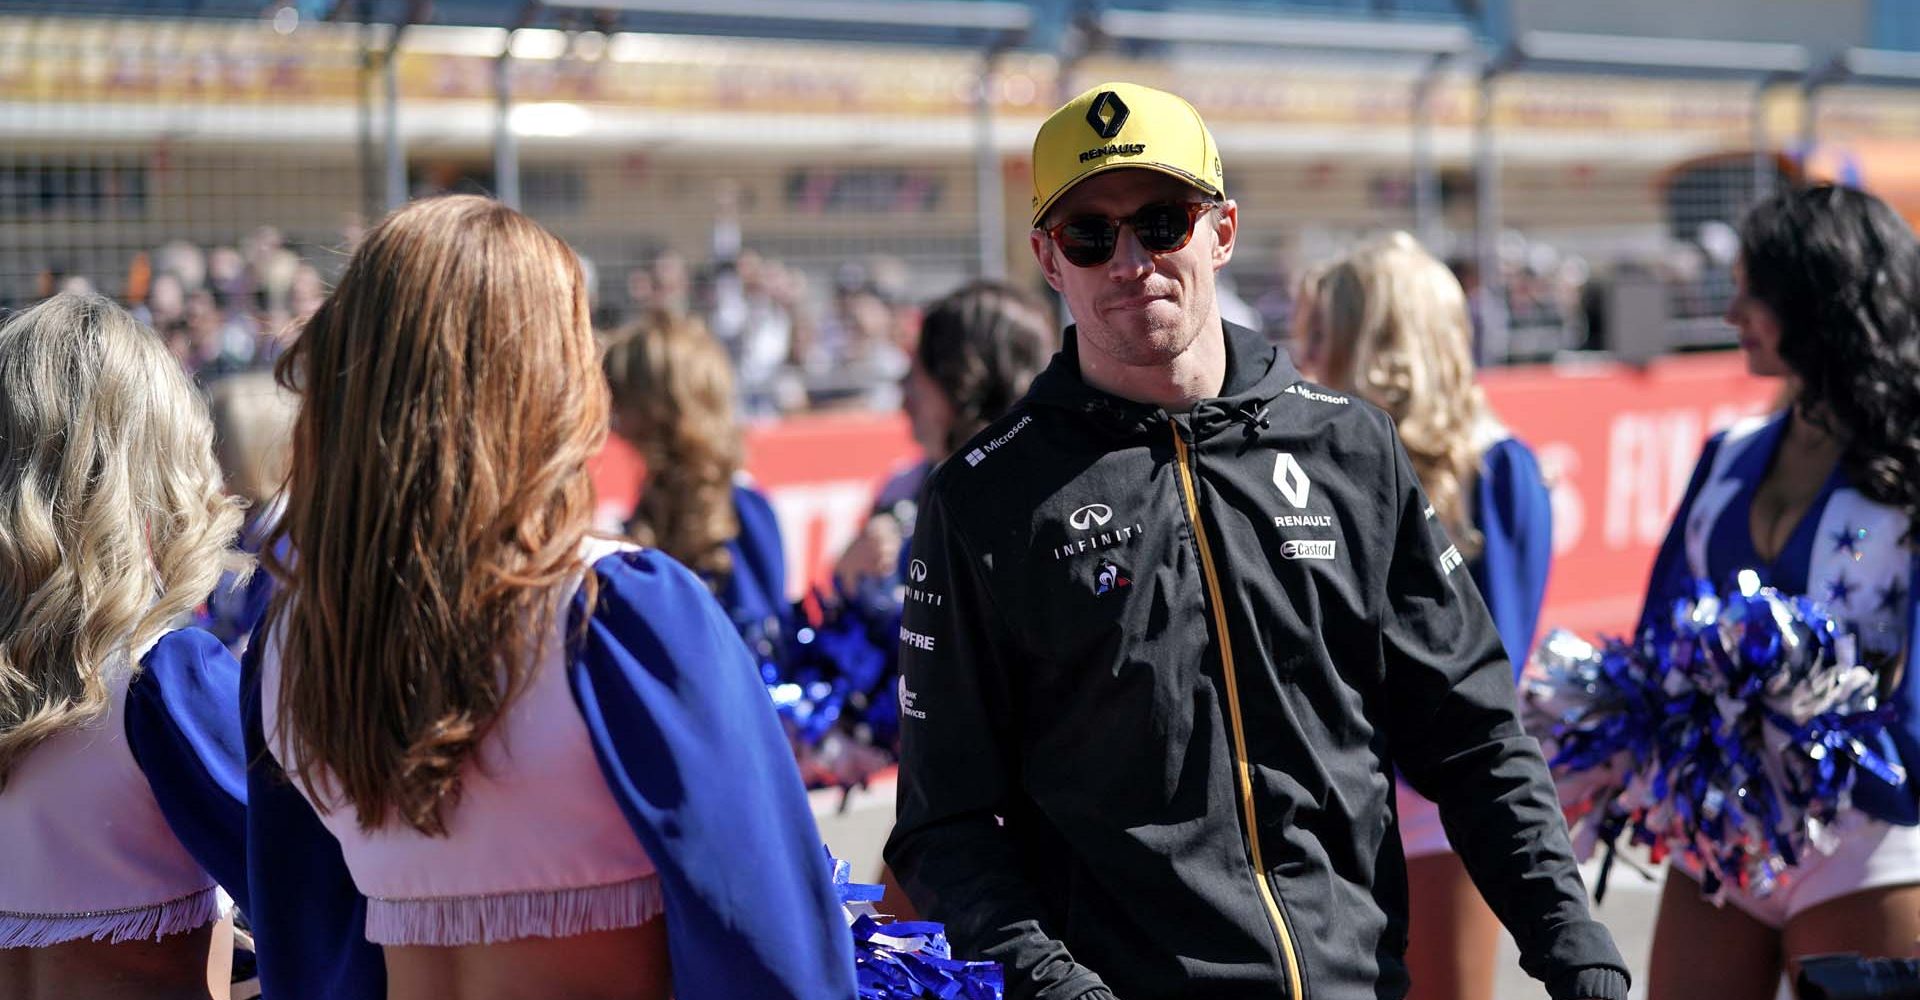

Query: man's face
[{"left": 1029, "top": 169, "right": 1237, "bottom": 371}]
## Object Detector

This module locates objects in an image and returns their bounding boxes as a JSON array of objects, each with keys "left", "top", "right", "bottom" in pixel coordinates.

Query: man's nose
[{"left": 1107, "top": 225, "right": 1155, "bottom": 281}]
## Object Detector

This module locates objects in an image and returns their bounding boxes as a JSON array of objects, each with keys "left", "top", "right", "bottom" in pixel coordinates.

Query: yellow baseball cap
[{"left": 1030, "top": 81, "right": 1225, "bottom": 227}]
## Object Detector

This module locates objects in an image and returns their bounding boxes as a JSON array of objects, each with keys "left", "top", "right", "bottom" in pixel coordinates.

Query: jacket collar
[{"left": 1026, "top": 319, "right": 1299, "bottom": 439}]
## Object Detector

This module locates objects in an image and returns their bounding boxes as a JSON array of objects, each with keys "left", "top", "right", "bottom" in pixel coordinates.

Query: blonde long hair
[
  {"left": 1307, "top": 232, "right": 1495, "bottom": 555},
  {"left": 0, "top": 293, "right": 244, "bottom": 788},
  {"left": 602, "top": 310, "right": 743, "bottom": 586},
  {"left": 267, "top": 196, "right": 609, "bottom": 835}
]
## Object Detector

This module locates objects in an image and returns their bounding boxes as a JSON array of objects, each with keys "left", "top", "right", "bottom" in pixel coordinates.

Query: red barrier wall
[
  {"left": 1479, "top": 352, "right": 1777, "bottom": 637},
  {"left": 593, "top": 351, "right": 1780, "bottom": 640}
]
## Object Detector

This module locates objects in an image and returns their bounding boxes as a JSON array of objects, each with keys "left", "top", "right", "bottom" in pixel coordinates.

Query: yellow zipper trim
[{"left": 1170, "top": 424, "right": 1304, "bottom": 1000}]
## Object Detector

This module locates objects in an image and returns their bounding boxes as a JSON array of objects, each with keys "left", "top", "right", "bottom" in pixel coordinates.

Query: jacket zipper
[{"left": 1170, "top": 422, "right": 1305, "bottom": 1000}]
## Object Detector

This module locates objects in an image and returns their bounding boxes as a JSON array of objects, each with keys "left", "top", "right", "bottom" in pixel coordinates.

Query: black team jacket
[{"left": 884, "top": 321, "right": 1628, "bottom": 1000}]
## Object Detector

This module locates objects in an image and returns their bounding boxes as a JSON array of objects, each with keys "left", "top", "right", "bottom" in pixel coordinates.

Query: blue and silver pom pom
[
  {"left": 1523, "top": 572, "right": 1904, "bottom": 901},
  {"left": 829, "top": 850, "right": 1004, "bottom": 999}
]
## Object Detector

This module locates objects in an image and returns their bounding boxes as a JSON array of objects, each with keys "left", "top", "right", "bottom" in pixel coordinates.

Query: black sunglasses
[{"left": 1041, "top": 200, "right": 1220, "bottom": 268}]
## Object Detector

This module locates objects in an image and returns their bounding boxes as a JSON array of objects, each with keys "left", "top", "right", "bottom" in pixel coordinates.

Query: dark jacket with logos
[{"left": 884, "top": 321, "right": 1627, "bottom": 1000}]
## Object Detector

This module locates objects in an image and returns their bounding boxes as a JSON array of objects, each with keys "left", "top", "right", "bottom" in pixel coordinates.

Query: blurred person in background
[
  {"left": 710, "top": 248, "right": 796, "bottom": 418},
  {"left": 807, "top": 264, "right": 909, "bottom": 411},
  {"left": 822, "top": 279, "right": 1053, "bottom": 918},
  {"left": 1637, "top": 184, "right": 1920, "bottom": 1000},
  {"left": 650, "top": 250, "right": 692, "bottom": 319},
  {"left": 0, "top": 293, "right": 250, "bottom": 1000},
  {"left": 287, "top": 262, "right": 324, "bottom": 313},
  {"left": 155, "top": 241, "right": 207, "bottom": 298},
  {"left": 140, "top": 271, "right": 188, "bottom": 333},
  {"left": 601, "top": 308, "right": 793, "bottom": 658},
  {"left": 1295, "top": 232, "right": 1555, "bottom": 1000},
  {"left": 835, "top": 280, "right": 1055, "bottom": 591},
  {"left": 244, "top": 195, "right": 852, "bottom": 1000},
  {"left": 196, "top": 371, "right": 299, "bottom": 656},
  {"left": 179, "top": 288, "right": 253, "bottom": 380}
]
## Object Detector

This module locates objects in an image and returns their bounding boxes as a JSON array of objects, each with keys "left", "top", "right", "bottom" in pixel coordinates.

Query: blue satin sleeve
[
  {"left": 241, "top": 625, "right": 385, "bottom": 1000},
  {"left": 1857, "top": 557, "right": 1920, "bottom": 825},
  {"left": 567, "top": 547, "right": 857, "bottom": 999},
  {"left": 1469, "top": 438, "right": 1554, "bottom": 681},
  {"left": 123, "top": 627, "right": 250, "bottom": 913},
  {"left": 1635, "top": 432, "right": 1726, "bottom": 636},
  {"left": 727, "top": 481, "right": 794, "bottom": 635}
]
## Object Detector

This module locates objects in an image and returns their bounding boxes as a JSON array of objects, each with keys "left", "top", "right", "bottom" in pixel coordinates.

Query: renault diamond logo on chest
[
  {"left": 1273, "top": 453, "right": 1312, "bottom": 509},
  {"left": 1069, "top": 503, "right": 1114, "bottom": 530}
]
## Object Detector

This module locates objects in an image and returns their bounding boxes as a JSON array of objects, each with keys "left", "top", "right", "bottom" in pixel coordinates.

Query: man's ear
[
  {"left": 1030, "top": 229, "right": 1068, "bottom": 293},
  {"left": 1211, "top": 200, "right": 1238, "bottom": 271}
]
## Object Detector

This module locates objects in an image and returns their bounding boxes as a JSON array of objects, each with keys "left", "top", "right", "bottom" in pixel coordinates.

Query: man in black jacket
[{"left": 882, "top": 81, "right": 1629, "bottom": 1000}]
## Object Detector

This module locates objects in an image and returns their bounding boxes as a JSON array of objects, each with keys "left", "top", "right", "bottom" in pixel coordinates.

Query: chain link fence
[{"left": 6, "top": 13, "right": 1920, "bottom": 396}]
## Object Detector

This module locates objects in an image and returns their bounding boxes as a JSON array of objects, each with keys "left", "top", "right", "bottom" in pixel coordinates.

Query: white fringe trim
[
  {"left": 364, "top": 874, "right": 664, "bottom": 946},
  {"left": 0, "top": 886, "right": 220, "bottom": 949}
]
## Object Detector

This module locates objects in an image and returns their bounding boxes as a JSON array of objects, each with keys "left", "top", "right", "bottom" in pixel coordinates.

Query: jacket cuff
[{"left": 1549, "top": 967, "right": 1630, "bottom": 1000}]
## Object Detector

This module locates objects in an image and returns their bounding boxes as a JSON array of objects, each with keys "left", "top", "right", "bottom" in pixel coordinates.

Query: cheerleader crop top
[
  {"left": 0, "top": 628, "right": 247, "bottom": 948},
  {"left": 259, "top": 538, "right": 662, "bottom": 947}
]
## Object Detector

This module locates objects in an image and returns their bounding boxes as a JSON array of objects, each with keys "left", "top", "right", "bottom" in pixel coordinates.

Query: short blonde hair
[
  {"left": 206, "top": 370, "right": 299, "bottom": 504},
  {"left": 1308, "top": 232, "right": 1493, "bottom": 555},
  {"left": 0, "top": 293, "right": 245, "bottom": 787}
]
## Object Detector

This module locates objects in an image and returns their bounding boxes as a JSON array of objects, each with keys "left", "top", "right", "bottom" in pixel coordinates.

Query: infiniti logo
[
  {"left": 1069, "top": 503, "right": 1115, "bottom": 530},
  {"left": 909, "top": 559, "right": 929, "bottom": 582}
]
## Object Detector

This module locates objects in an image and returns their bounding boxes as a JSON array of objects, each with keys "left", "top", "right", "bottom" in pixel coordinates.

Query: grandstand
[{"left": 4, "top": 0, "right": 1919, "bottom": 364}]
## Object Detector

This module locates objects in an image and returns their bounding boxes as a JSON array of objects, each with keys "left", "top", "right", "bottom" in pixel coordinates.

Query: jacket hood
[{"left": 1025, "top": 320, "right": 1300, "bottom": 439}]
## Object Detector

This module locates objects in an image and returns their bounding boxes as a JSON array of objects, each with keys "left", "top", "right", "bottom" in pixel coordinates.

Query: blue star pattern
[
  {"left": 1826, "top": 572, "right": 1856, "bottom": 609},
  {"left": 1831, "top": 524, "right": 1868, "bottom": 561},
  {"left": 1877, "top": 578, "right": 1909, "bottom": 617}
]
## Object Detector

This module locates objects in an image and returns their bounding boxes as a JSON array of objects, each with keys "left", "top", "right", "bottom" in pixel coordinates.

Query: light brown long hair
[
  {"left": 0, "top": 294, "right": 244, "bottom": 789},
  {"left": 1307, "top": 232, "right": 1495, "bottom": 556},
  {"left": 602, "top": 310, "right": 742, "bottom": 585},
  {"left": 265, "top": 195, "right": 609, "bottom": 835}
]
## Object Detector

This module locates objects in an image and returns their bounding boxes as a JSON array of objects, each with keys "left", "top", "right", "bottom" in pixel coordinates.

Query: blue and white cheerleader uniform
[
  {"left": 242, "top": 538, "right": 856, "bottom": 999},
  {"left": 0, "top": 628, "right": 248, "bottom": 948},
  {"left": 1640, "top": 412, "right": 1920, "bottom": 927}
]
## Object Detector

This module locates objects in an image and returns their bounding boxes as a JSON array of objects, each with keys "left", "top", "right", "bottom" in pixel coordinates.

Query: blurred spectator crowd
[{"left": 16, "top": 210, "right": 1745, "bottom": 408}]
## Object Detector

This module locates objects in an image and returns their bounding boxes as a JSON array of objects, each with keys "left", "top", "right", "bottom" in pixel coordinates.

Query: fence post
[
  {"left": 974, "top": 47, "right": 1007, "bottom": 280},
  {"left": 383, "top": 43, "right": 407, "bottom": 210},
  {"left": 1473, "top": 57, "right": 1509, "bottom": 366},
  {"left": 495, "top": 38, "right": 520, "bottom": 210},
  {"left": 1751, "top": 76, "right": 1775, "bottom": 207},
  {"left": 1412, "top": 52, "right": 1449, "bottom": 251}
]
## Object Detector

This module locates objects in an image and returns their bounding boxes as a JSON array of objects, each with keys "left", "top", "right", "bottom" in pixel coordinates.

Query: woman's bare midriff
[
  {"left": 0, "top": 923, "right": 222, "bottom": 1000},
  {"left": 384, "top": 920, "right": 673, "bottom": 1000}
]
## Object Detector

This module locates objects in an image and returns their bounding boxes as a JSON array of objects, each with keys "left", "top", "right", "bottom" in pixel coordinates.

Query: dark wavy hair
[
  {"left": 917, "top": 281, "right": 1054, "bottom": 456},
  {"left": 1740, "top": 184, "right": 1920, "bottom": 539}
]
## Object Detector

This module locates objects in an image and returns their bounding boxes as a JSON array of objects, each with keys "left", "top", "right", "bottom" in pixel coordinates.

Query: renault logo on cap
[{"left": 1086, "top": 91, "right": 1129, "bottom": 140}]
